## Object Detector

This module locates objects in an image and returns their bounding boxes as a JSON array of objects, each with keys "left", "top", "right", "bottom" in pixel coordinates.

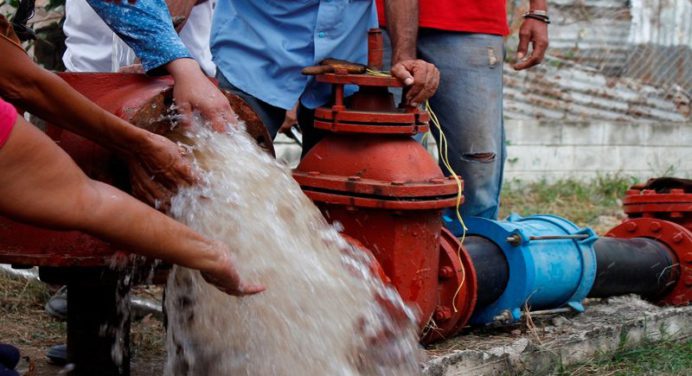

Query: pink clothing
[{"left": 0, "top": 97, "right": 17, "bottom": 149}]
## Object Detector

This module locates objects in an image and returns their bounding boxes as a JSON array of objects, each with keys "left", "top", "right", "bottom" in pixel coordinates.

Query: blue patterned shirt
[{"left": 86, "top": 0, "right": 377, "bottom": 110}]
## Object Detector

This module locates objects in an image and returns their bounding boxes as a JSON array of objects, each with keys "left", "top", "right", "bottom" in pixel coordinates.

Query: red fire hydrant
[{"left": 293, "top": 30, "right": 477, "bottom": 339}]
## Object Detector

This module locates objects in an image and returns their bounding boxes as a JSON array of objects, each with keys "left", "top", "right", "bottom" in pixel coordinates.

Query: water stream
[{"left": 163, "top": 122, "right": 422, "bottom": 375}]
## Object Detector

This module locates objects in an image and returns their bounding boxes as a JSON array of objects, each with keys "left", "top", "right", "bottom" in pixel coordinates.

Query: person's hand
[
  {"left": 165, "top": 0, "right": 197, "bottom": 31},
  {"left": 118, "top": 64, "right": 145, "bottom": 74},
  {"left": 128, "top": 132, "right": 196, "bottom": 209},
  {"left": 513, "top": 18, "right": 549, "bottom": 71},
  {"left": 390, "top": 59, "right": 440, "bottom": 107},
  {"left": 278, "top": 103, "right": 298, "bottom": 135},
  {"left": 166, "top": 58, "right": 237, "bottom": 132},
  {"left": 201, "top": 247, "right": 265, "bottom": 296}
]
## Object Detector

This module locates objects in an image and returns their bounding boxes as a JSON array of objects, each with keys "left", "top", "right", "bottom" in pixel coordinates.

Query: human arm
[
  {"left": 0, "top": 36, "right": 194, "bottom": 204},
  {"left": 384, "top": 0, "right": 440, "bottom": 106},
  {"left": 0, "top": 116, "right": 263, "bottom": 296},
  {"left": 86, "top": 0, "right": 236, "bottom": 130},
  {"left": 513, "top": 0, "right": 550, "bottom": 70}
]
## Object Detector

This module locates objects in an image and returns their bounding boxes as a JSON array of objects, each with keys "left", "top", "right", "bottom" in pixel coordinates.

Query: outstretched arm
[
  {"left": 384, "top": 0, "right": 440, "bottom": 107},
  {"left": 0, "top": 36, "right": 194, "bottom": 203},
  {"left": 0, "top": 115, "right": 263, "bottom": 296}
]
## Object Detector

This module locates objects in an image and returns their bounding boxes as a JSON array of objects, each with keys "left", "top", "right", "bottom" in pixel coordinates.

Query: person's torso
[
  {"left": 63, "top": 0, "right": 217, "bottom": 74},
  {"left": 376, "top": 0, "right": 509, "bottom": 36},
  {"left": 210, "top": 0, "right": 377, "bottom": 110}
]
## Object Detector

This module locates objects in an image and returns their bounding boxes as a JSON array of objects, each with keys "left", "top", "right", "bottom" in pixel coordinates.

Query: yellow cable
[
  {"left": 366, "top": 69, "right": 468, "bottom": 313},
  {"left": 425, "top": 101, "right": 467, "bottom": 313}
]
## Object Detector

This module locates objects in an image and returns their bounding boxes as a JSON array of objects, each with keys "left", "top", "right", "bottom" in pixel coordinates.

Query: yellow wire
[
  {"left": 366, "top": 69, "right": 468, "bottom": 313},
  {"left": 425, "top": 101, "right": 468, "bottom": 313}
]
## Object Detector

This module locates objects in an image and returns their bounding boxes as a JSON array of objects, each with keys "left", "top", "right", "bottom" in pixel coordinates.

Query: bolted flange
[{"left": 607, "top": 218, "right": 691, "bottom": 306}]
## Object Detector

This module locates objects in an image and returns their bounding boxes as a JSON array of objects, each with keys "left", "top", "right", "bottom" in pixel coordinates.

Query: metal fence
[{"left": 504, "top": 0, "right": 691, "bottom": 123}]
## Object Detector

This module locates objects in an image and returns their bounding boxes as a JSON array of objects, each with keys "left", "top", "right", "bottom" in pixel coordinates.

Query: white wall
[{"left": 504, "top": 120, "right": 692, "bottom": 182}]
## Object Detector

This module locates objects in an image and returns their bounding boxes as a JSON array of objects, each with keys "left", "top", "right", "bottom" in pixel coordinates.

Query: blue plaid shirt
[{"left": 86, "top": 0, "right": 377, "bottom": 109}]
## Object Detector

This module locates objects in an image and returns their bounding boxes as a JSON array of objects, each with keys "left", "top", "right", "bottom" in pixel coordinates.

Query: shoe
[
  {"left": 45, "top": 286, "right": 67, "bottom": 320},
  {"left": 0, "top": 344, "right": 20, "bottom": 370},
  {"left": 46, "top": 344, "right": 67, "bottom": 366}
]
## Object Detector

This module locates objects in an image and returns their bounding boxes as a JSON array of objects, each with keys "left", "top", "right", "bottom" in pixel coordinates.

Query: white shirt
[{"left": 63, "top": 0, "right": 216, "bottom": 75}]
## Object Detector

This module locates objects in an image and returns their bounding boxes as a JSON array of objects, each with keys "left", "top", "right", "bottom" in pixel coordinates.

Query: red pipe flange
[
  {"left": 607, "top": 218, "right": 691, "bottom": 306},
  {"left": 623, "top": 179, "right": 692, "bottom": 231},
  {"left": 421, "top": 229, "right": 477, "bottom": 344}
]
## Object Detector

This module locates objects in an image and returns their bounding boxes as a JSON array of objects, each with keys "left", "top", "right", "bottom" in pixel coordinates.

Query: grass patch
[
  {"left": 562, "top": 338, "right": 692, "bottom": 375},
  {"left": 499, "top": 175, "right": 636, "bottom": 233}
]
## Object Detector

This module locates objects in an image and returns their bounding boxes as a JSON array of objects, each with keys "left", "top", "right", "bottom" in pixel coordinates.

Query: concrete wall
[{"left": 504, "top": 120, "right": 692, "bottom": 182}]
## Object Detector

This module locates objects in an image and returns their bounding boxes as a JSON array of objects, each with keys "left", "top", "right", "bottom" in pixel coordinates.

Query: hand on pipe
[
  {"left": 201, "top": 246, "right": 266, "bottom": 296},
  {"left": 166, "top": 58, "right": 237, "bottom": 132},
  {"left": 390, "top": 59, "right": 440, "bottom": 107},
  {"left": 128, "top": 132, "right": 196, "bottom": 210},
  {"left": 513, "top": 18, "right": 549, "bottom": 71}
]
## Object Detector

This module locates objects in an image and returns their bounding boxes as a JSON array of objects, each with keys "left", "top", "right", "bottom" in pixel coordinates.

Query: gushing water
[{"left": 164, "top": 122, "right": 422, "bottom": 375}]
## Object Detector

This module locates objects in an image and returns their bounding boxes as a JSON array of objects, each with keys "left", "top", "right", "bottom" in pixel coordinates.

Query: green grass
[
  {"left": 560, "top": 338, "right": 692, "bottom": 376},
  {"left": 499, "top": 175, "right": 637, "bottom": 233}
]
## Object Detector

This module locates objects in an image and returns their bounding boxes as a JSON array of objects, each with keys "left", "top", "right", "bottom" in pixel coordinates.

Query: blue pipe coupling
[{"left": 444, "top": 213, "right": 597, "bottom": 325}]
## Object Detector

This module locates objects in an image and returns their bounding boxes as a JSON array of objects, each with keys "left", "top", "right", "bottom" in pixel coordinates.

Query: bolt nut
[
  {"left": 650, "top": 221, "right": 662, "bottom": 233},
  {"left": 347, "top": 175, "right": 361, "bottom": 181},
  {"left": 439, "top": 266, "right": 455, "bottom": 279},
  {"left": 429, "top": 178, "right": 445, "bottom": 184},
  {"left": 434, "top": 307, "right": 452, "bottom": 322},
  {"left": 625, "top": 221, "right": 638, "bottom": 232},
  {"left": 672, "top": 233, "right": 683, "bottom": 243},
  {"left": 391, "top": 180, "right": 405, "bottom": 186}
]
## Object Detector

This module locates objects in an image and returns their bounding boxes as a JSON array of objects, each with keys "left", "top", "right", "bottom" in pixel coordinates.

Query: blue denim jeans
[
  {"left": 385, "top": 30, "right": 506, "bottom": 219},
  {"left": 216, "top": 71, "right": 323, "bottom": 156}
]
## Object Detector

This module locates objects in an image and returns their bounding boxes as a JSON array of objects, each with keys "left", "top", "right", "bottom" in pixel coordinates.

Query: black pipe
[
  {"left": 464, "top": 236, "right": 509, "bottom": 308},
  {"left": 589, "top": 237, "right": 679, "bottom": 300}
]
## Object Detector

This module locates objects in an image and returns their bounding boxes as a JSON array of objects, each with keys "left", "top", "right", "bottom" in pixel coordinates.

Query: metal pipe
[
  {"left": 463, "top": 236, "right": 509, "bottom": 309},
  {"left": 589, "top": 237, "right": 680, "bottom": 300},
  {"left": 506, "top": 233, "right": 590, "bottom": 246}
]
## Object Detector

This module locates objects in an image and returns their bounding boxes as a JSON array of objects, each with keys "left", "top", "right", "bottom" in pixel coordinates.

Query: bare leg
[{"left": 0, "top": 117, "right": 262, "bottom": 295}]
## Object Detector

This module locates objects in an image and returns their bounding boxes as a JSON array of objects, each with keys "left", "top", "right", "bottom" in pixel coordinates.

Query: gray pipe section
[
  {"left": 464, "top": 236, "right": 509, "bottom": 309},
  {"left": 589, "top": 237, "right": 679, "bottom": 300}
]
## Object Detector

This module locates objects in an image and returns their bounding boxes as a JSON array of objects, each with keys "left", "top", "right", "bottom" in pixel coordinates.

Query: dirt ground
[
  {"left": 0, "top": 273, "right": 165, "bottom": 376},
  {"left": 2, "top": 270, "right": 691, "bottom": 376}
]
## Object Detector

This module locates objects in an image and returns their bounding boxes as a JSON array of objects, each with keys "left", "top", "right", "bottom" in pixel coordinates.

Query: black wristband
[{"left": 524, "top": 14, "right": 551, "bottom": 24}]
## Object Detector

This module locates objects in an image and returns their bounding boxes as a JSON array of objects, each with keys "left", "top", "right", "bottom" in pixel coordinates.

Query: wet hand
[
  {"left": 129, "top": 133, "right": 196, "bottom": 210},
  {"left": 202, "top": 250, "right": 265, "bottom": 296},
  {"left": 513, "top": 18, "right": 549, "bottom": 71},
  {"left": 390, "top": 59, "right": 440, "bottom": 107},
  {"left": 167, "top": 58, "right": 237, "bottom": 132}
]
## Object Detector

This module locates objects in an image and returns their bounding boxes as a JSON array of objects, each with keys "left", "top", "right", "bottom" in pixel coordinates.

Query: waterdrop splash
[{"left": 164, "top": 122, "right": 423, "bottom": 375}]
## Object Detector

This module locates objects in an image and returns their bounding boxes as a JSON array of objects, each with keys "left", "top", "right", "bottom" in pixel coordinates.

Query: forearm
[
  {"left": 0, "top": 41, "right": 153, "bottom": 157},
  {"left": 530, "top": 0, "right": 548, "bottom": 10},
  {"left": 86, "top": 0, "right": 191, "bottom": 74},
  {"left": 85, "top": 182, "right": 223, "bottom": 272},
  {"left": 384, "top": 0, "right": 418, "bottom": 64}
]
